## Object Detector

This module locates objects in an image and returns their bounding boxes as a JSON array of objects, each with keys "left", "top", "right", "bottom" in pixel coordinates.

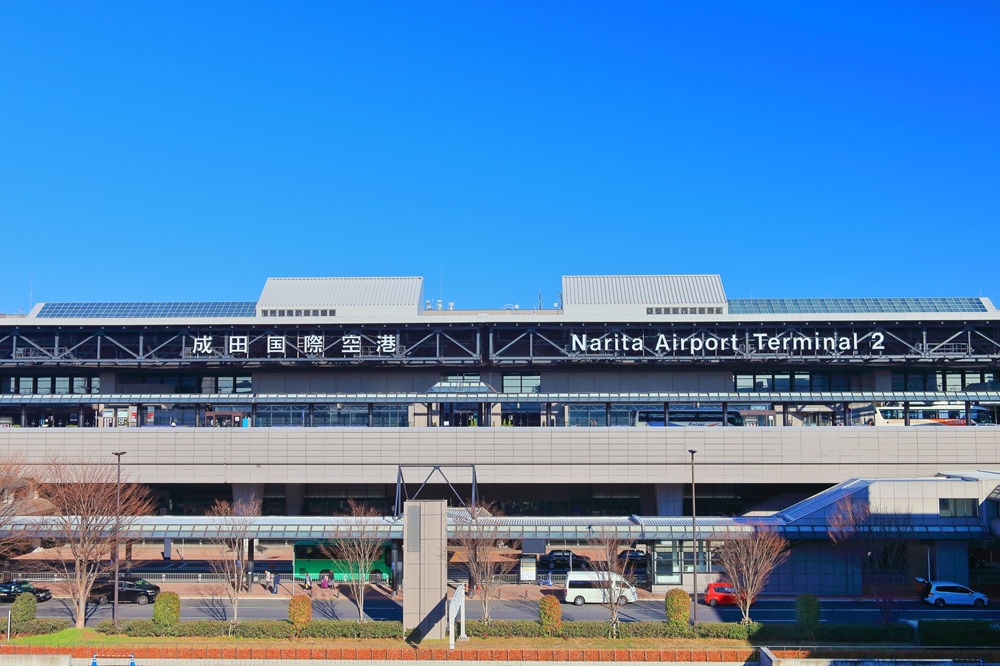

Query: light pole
[
  {"left": 689, "top": 449, "right": 698, "bottom": 625},
  {"left": 111, "top": 451, "right": 126, "bottom": 624}
]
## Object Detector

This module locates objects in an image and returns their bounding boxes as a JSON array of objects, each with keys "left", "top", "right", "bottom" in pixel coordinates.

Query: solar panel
[
  {"left": 36, "top": 302, "right": 258, "bottom": 319},
  {"left": 727, "top": 297, "right": 989, "bottom": 315}
]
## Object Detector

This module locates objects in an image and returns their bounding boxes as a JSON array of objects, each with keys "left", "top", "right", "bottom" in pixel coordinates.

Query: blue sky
[{"left": 1, "top": 1, "right": 997, "bottom": 312}]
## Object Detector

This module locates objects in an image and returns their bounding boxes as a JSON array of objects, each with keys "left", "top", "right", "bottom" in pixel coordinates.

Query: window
[
  {"left": 503, "top": 374, "right": 540, "bottom": 393},
  {"left": 940, "top": 498, "right": 978, "bottom": 518}
]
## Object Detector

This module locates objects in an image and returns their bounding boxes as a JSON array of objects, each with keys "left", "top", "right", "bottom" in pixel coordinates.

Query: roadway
[{"left": 26, "top": 596, "right": 1000, "bottom": 625}]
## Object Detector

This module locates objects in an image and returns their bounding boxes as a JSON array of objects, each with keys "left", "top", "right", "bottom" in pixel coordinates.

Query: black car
[
  {"left": 89, "top": 577, "right": 160, "bottom": 605},
  {"left": 0, "top": 580, "right": 52, "bottom": 603},
  {"left": 538, "top": 550, "right": 593, "bottom": 573}
]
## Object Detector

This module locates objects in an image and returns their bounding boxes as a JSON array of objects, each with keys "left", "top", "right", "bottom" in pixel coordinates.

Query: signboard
[{"left": 519, "top": 555, "right": 537, "bottom": 582}]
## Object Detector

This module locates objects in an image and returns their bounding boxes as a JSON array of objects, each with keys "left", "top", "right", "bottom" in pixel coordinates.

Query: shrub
[
  {"left": 465, "top": 620, "right": 548, "bottom": 638},
  {"left": 152, "top": 591, "right": 181, "bottom": 629},
  {"left": 298, "top": 620, "right": 405, "bottom": 639},
  {"left": 919, "top": 620, "right": 1000, "bottom": 647},
  {"left": 695, "top": 622, "right": 761, "bottom": 640},
  {"left": 288, "top": 594, "right": 312, "bottom": 628},
  {"left": 10, "top": 593, "right": 37, "bottom": 624},
  {"left": 231, "top": 620, "right": 296, "bottom": 639},
  {"left": 538, "top": 595, "right": 562, "bottom": 635},
  {"left": 11, "top": 618, "right": 70, "bottom": 636},
  {"left": 665, "top": 588, "right": 691, "bottom": 626},
  {"left": 109, "top": 619, "right": 161, "bottom": 637},
  {"left": 795, "top": 593, "right": 820, "bottom": 634},
  {"left": 168, "top": 620, "right": 231, "bottom": 637}
]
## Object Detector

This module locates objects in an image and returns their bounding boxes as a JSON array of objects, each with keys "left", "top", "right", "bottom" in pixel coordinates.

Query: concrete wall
[{"left": 3, "top": 427, "right": 999, "bottom": 492}]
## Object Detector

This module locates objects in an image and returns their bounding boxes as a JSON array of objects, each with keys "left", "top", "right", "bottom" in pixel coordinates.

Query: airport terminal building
[{"left": 2, "top": 274, "right": 1000, "bottom": 592}]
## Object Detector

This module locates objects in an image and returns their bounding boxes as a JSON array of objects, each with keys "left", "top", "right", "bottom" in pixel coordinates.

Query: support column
[
  {"left": 654, "top": 484, "right": 685, "bottom": 516},
  {"left": 904, "top": 401, "right": 911, "bottom": 426},
  {"left": 285, "top": 483, "right": 305, "bottom": 516},
  {"left": 402, "top": 499, "right": 448, "bottom": 641},
  {"left": 233, "top": 483, "right": 265, "bottom": 506},
  {"left": 965, "top": 400, "right": 973, "bottom": 426},
  {"left": 721, "top": 401, "right": 728, "bottom": 427},
  {"left": 605, "top": 402, "right": 611, "bottom": 426},
  {"left": 368, "top": 403, "right": 374, "bottom": 428}
]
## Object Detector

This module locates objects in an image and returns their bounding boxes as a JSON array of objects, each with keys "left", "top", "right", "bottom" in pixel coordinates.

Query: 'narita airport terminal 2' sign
[{"left": 571, "top": 331, "right": 886, "bottom": 355}]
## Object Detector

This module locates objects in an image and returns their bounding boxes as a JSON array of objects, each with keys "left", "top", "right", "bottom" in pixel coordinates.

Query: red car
[{"left": 704, "top": 581, "right": 751, "bottom": 607}]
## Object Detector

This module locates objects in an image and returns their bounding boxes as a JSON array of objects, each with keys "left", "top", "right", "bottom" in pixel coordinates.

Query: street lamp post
[
  {"left": 689, "top": 449, "right": 698, "bottom": 625},
  {"left": 111, "top": 451, "right": 126, "bottom": 623}
]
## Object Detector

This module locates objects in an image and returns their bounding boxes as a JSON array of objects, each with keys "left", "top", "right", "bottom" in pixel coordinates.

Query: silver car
[{"left": 917, "top": 578, "right": 988, "bottom": 607}]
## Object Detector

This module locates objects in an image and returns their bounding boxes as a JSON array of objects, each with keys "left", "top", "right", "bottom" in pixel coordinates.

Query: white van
[{"left": 563, "top": 571, "right": 638, "bottom": 606}]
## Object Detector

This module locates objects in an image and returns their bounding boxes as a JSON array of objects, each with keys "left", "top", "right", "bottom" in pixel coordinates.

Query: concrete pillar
[
  {"left": 285, "top": 483, "right": 305, "bottom": 516},
  {"left": 654, "top": 484, "right": 685, "bottom": 516},
  {"left": 233, "top": 483, "right": 264, "bottom": 506},
  {"left": 402, "top": 499, "right": 448, "bottom": 641}
]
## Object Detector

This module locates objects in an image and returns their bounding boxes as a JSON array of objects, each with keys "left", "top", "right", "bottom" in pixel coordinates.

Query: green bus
[{"left": 292, "top": 540, "right": 394, "bottom": 582}]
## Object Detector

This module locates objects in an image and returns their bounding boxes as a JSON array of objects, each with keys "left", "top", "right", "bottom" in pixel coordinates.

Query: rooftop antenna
[{"left": 538, "top": 292, "right": 542, "bottom": 310}]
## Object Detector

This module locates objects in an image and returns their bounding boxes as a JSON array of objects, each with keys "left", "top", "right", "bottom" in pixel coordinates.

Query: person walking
[
  {"left": 304, "top": 572, "right": 312, "bottom": 591},
  {"left": 272, "top": 573, "right": 280, "bottom": 595},
  {"left": 265, "top": 569, "right": 273, "bottom": 592}
]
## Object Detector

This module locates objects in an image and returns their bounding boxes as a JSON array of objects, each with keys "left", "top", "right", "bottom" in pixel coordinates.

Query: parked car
[
  {"left": 616, "top": 549, "right": 649, "bottom": 584},
  {"left": 538, "top": 550, "right": 593, "bottom": 573},
  {"left": 0, "top": 580, "right": 52, "bottom": 603},
  {"left": 89, "top": 577, "right": 161, "bottom": 606},
  {"left": 704, "top": 581, "right": 752, "bottom": 607},
  {"left": 916, "top": 578, "right": 988, "bottom": 607}
]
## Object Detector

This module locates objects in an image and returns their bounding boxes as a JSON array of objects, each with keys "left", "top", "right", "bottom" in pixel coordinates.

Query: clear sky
[{"left": 1, "top": 1, "right": 997, "bottom": 313}]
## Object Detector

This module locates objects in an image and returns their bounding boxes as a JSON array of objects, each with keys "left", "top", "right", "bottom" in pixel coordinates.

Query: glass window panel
[{"left": 36, "top": 377, "right": 52, "bottom": 394}]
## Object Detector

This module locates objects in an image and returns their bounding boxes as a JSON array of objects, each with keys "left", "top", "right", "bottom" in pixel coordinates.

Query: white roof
[
  {"left": 561, "top": 275, "right": 727, "bottom": 318},
  {"left": 257, "top": 277, "right": 423, "bottom": 317}
]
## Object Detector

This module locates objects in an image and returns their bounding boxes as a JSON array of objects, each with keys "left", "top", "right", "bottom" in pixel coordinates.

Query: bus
[
  {"left": 636, "top": 408, "right": 745, "bottom": 427},
  {"left": 292, "top": 540, "right": 394, "bottom": 582},
  {"left": 863, "top": 403, "right": 997, "bottom": 426}
]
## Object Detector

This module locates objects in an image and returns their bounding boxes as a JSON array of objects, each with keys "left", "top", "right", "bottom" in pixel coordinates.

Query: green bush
[
  {"left": 752, "top": 623, "right": 913, "bottom": 644},
  {"left": 665, "top": 588, "right": 691, "bottom": 626},
  {"left": 919, "top": 620, "right": 1000, "bottom": 647},
  {"left": 795, "top": 593, "right": 820, "bottom": 632},
  {"left": 231, "top": 620, "right": 296, "bottom": 639},
  {"left": 288, "top": 594, "right": 312, "bottom": 628},
  {"left": 105, "top": 619, "right": 161, "bottom": 637},
  {"left": 538, "top": 595, "right": 562, "bottom": 635},
  {"left": 695, "top": 622, "right": 761, "bottom": 640},
  {"left": 11, "top": 618, "right": 71, "bottom": 637},
  {"left": 152, "top": 591, "right": 181, "bottom": 628},
  {"left": 168, "top": 620, "right": 231, "bottom": 637},
  {"left": 465, "top": 620, "right": 548, "bottom": 638},
  {"left": 298, "top": 620, "right": 404, "bottom": 639},
  {"left": 10, "top": 593, "right": 37, "bottom": 624}
]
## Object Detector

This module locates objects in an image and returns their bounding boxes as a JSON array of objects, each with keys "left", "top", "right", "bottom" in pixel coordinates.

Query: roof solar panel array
[
  {"left": 36, "top": 302, "right": 258, "bottom": 318},
  {"left": 727, "top": 297, "right": 989, "bottom": 315}
]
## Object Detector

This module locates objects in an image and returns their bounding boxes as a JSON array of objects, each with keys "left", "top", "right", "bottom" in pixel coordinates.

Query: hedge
[
  {"left": 298, "top": 620, "right": 405, "bottom": 639},
  {"left": 665, "top": 588, "right": 690, "bottom": 626},
  {"left": 230, "top": 620, "right": 296, "bottom": 639},
  {"left": 754, "top": 623, "right": 913, "bottom": 644},
  {"left": 11, "top": 618, "right": 71, "bottom": 637},
  {"left": 919, "top": 620, "right": 1000, "bottom": 647}
]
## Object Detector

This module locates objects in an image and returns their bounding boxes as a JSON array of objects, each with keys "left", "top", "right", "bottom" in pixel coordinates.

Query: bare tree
[
  {"left": 586, "top": 529, "right": 634, "bottom": 639},
  {"left": 37, "top": 459, "right": 153, "bottom": 629},
  {"left": 452, "top": 501, "right": 517, "bottom": 625},
  {"left": 714, "top": 527, "right": 790, "bottom": 625},
  {"left": 321, "top": 499, "right": 392, "bottom": 622},
  {"left": 0, "top": 454, "right": 39, "bottom": 562},
  {"left": 206, "top": 496, "right": 262, "bottom": 627},
  {"left": 828, "top": 498, "right": 913, "bottom": 624}
]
